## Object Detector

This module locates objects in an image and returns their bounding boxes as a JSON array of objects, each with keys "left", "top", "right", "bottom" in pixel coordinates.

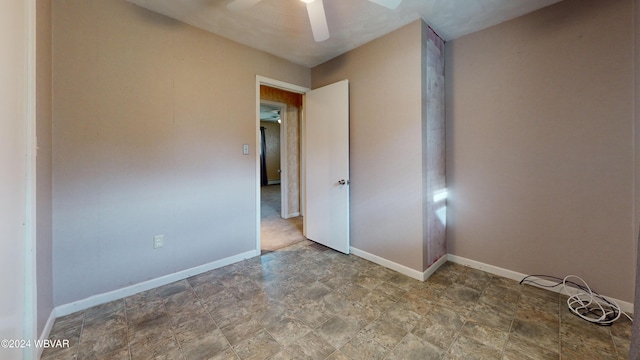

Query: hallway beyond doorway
[{"left": 261, "top": 185, "right": 305, "bottom": 253}]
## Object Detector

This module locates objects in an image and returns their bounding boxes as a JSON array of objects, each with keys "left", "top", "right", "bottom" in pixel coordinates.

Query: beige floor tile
[
  {"left": 77, "top": 327, "right": 128, "bottom": 359},
  {"left": 503, "top": 334, "right": 559, "bottom": 360},
  {"left": 466, "top": 301, "right": 514, "bottom": 332},
  {"left": 81, "top": 312, "right": 126, "bottom": 340},
  {"left": 339, "top": 333, "right": 388, "bottom": 360},
  {"left": 282, "top": 331, "right": 336, "bottom": 360},
  {"left": 40, "top": 325, "right": 81, "bottom": 360},
  {"left": 387, "top": 273, "right": 421, "bottom": 291},
  {"left": 173, "top": 316, "right": 219, "bottom": 346},
  {"left": 128, "top": 330, "right": 179, "bottom": 360},
  {"left": 610, "top": 316, "right": 633, "bottom": 340},
  {"left": 264, "top": 316, "right": 311, "bottom": 346},
  {"left": 232, "top": 330, "right": 281, "bottom": 360},
  {"left": 510, "top": 316, "right": 560, "bottom": 353},
  {"left": 49, "top": 311, "right": 84, "bottom": 334},
  {"left": 360, "top": 316, "right": 408, "bottom": 349},
  {"left": 411, "top": 304, "right": 465, "bottom": 350},
  {"left": 372, "top": 281, "right": 408, "bottom": 301},
  {"left": 43, "top": 240, "right": 630, "bottom": 360},
  {"left": 127, "top": 313, "right": 173, "bottom": 344},
  {"left": 385, "top": 333, "right": 443, "bottom": 360},
  {"left": 613, "top": 335, "right": 631, "bottom": 359},
  {"left": 459, "top": 321, "right": 509, "bottom": 350},
  {"left": 437, "top": 283, "right": 482, "bottom": 314},
  {"left": 180, "top": 328, "right": 231, "bottom": 359},
  {"left": 446, "top": 334, "right": 502, "bottom": 360},
  {"left": 455, "top": 267, "right": 493, "bottom": 291},
  {"left": 381, "top": 303, "right": 422, "bottom": 332},
  {"left": 291, "top": 298, "right": 335, "bottom": 329},
  {"left": 83, "top": 300, "right": 124, "bottom": 324},
  {"left": 209, "top": 348, "right": 241, "bottom": 360},
  {"left": 316, "top": 316, "right": 361, "bottom": 349},
  {"left": 323, "top": 350, "right": 351, "bottom": 360},
  {"left": 481, "top": 284, "right": 521, "bottom": 309}
]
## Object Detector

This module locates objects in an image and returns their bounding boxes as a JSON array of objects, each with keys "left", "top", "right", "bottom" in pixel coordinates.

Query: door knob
[{"left": 338, "top": 179, "right": 350, "bottom": 185}]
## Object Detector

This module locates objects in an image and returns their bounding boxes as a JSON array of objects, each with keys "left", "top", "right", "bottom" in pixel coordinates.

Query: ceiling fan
[{"left": 227, "top": 0, "right": 402, "bottom": 42}]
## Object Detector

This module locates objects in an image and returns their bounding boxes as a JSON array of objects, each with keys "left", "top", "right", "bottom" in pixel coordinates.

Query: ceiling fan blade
[
  {"left": 227, "top": 0, "right": 263, "bottom": 12},
  {"left": 368, "top": 0, "right": 401, "bottom": 10},
  {"left": 306, "top": 0, "right": 329, "bottom": 42}
]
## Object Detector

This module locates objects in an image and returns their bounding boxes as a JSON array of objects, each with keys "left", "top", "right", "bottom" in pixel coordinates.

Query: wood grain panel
[{"left": 260, "top": 85, "right": 302, "bottom": 107}]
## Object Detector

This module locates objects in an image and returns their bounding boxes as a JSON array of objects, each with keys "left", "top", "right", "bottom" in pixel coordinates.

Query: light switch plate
[{"left": 243, "top": 144, "right": 249, "bottom": 155}]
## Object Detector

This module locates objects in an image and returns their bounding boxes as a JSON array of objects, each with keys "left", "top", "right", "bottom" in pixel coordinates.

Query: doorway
[
  {"left": 255, "top": 76, "right": 351, "bottom": 255},
  {"left": 258, "top": 80, "right": 307, "bottom": 253}
]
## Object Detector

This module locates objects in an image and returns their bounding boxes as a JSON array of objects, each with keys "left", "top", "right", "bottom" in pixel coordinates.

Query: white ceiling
[{"left": 128, "top": 0, "right": 562, "bottom": 68}]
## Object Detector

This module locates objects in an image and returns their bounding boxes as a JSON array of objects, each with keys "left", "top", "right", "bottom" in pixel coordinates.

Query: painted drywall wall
[
  {"left": 0, "top": 0, "right": 29, "bottom": 358},
  {"left": 633, "top": 2, "right": 640, "bottom": 352},
  {"left": 312, "top": 21, "right": 426, "bottom": 272},
  {"left": 635, "top": 0, "right": 640, "bottom": 267},
  {"left": 446, "top": 0, "right": 635, "bottom": 301},
  {"left": 52, "top": 0, "right": 310, "bottom": 306},
  {"left": 36, "top": 0, "right": 54, "bottom": 336}
]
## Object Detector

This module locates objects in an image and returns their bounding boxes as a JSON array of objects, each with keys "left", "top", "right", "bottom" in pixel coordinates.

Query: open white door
[{"left": 304, "top": 80, "right": 350, "bottom": 254}]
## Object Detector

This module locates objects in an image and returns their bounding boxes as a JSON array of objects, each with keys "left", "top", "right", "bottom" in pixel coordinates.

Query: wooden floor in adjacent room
[{"left": 260, "top": 184, "right": 305, "bottom": 253}]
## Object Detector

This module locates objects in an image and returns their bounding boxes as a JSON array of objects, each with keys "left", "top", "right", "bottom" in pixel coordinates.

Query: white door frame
[
  {"left": 260, "top": 99, "right": 289, "bottom": 218},
  {"left": 25, "top": 0, "right": 38, "bottom": 357},
  {"left": 255, "top": 76, "right": 309, "bottom": 252}
]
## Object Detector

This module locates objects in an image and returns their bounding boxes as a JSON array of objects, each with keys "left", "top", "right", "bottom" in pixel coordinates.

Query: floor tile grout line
[
  {"left": 446, "top": 318, "right": 466, "bottom": 357},
  {"left": 500, "top": 289, "right": 521, "bottom": 360},
  {"left": 76, "top": 310, "right": 86, "bottom": 359},
  {"left": 479, "top": 274, "right": 511, "bottom": 359},
  {"left": 188, "top": 275, "right": 242, "bottom": 359},
  {"left": 558, "top": 292, "right": 562, "bottom": 359},
  {"left": 122, "top": 299, "right": 132, "bottom": 360},
  {"left": 161, "top": 289, "right": 187, "bottom": 360},
  {"left": 610, "top": 330, "right": 621, "bottom": 359}
]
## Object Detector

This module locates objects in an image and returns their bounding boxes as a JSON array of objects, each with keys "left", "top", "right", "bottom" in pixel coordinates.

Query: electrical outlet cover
[{"left": 153, "top": 235, "right": 164, "bottom": 249}]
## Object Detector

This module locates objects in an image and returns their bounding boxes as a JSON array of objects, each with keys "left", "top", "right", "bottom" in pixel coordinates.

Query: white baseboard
[
  {"left": 350, "top": 247, "right": 424, "bottom": 281},
  {"left": 447, "top": 254, "right": 526, "bottom": 281},
  {"left": 447, "top": 254, "right": 634, "bottom": 314},
  {"left": 267, "top": 180, "right": 281, "bottom": 185},
  {"left": 284, "top": 212, "right": 300, "bottom": 219},
  {"left": 350, "top": 247, "right": 447, "bottom": 282},
  {"left": 55, "top": 249, "right": 259, "bottom": 317},
  {"left": 36, "top": 309, "right": 56, "bottom": 359},
  {"left": 423, "top": 255, "right": 448, "bottom": 280},
  {"left": 50, "top": 247, "right": 634, "bottom": 326}
]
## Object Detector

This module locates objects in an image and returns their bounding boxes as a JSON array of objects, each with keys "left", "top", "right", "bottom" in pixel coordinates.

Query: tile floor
[{"left": 41, "top": 240, "right": 632, "bottom": 360}]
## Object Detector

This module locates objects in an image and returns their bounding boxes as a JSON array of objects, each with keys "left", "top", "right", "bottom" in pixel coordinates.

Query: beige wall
[
  {"left": 36, "top": 0, "right": 54, "bottom": 335},
  {"left": 635, "top": 0, "right": 640, "bottom": 259},
  {"left": 446, "top": 0, "right": 635, "bottom": 301},
  {"left": 312, "top": 20, "right": 426, "bottom": 271},
  {"left": 52, "top": 0, "right": 310, "bottom": 306},
  {"left": 632, "top": 1, "right": 639, "bottom": 350},
  {"left": 49, "top": 0, "right": 638, "bottom": 308}
]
